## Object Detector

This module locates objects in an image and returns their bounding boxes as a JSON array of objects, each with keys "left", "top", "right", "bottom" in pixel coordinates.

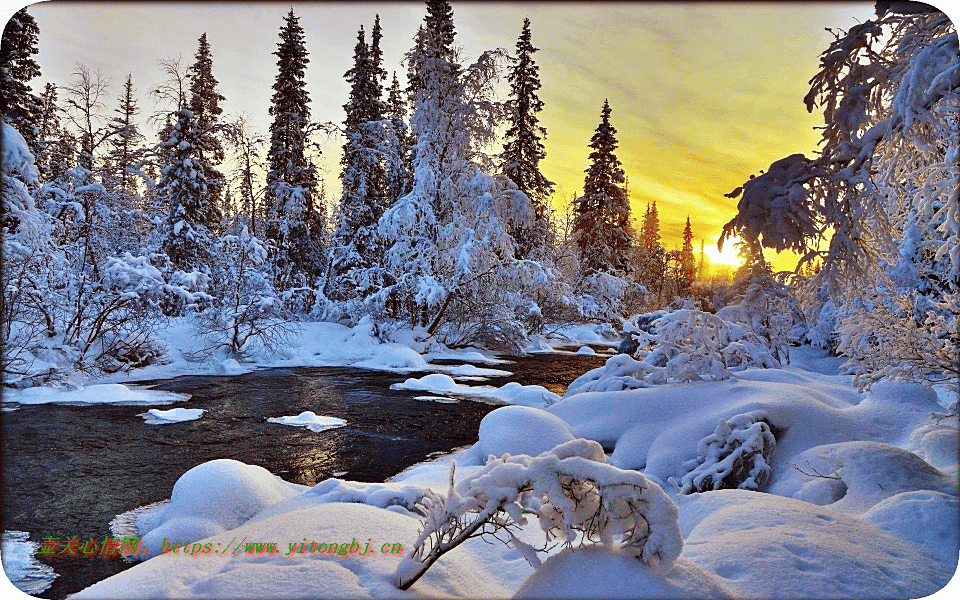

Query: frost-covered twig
[{"left": 394, "top": 439, "right": 682, "bottom": 590}]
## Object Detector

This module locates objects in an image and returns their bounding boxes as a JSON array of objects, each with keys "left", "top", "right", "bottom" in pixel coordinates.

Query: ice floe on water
[
  {"left": 267, "top": 411, "right": 347, "bottom": 433},
  {"left": 140, "top": 408, "right": 205, "bottom": 424},
  {"left": 3, "top": 383, "right": 190, "bottom": 406},
  {"left": 1, "top": 531, "right": 58, "bottom": 595}
]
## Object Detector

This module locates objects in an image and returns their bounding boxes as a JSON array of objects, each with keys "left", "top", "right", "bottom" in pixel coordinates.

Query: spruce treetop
[
  {"left": 188, "top": 33, "right": 225, "bottom": 134},
  {"left": 268, "top": 8, "right": 314, "bottom": 188},
  {"left": 501, "top": 17, "right": 554, "bottom": 208},
  {"left": 583, "top": 99, "right": 626, "bottom": 204},
  {"left": 1, "top": 8, "right": 42, "bottom": 146},
  {"left": 424, "top": 0, "right": 456, "bottom": 57},
  {"left": 270, "top": 9, "right": 311, "bottom": 123}
]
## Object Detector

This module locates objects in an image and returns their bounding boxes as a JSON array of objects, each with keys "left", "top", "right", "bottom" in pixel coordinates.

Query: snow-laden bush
[
  {"left": 678, "top": 413, "right": 776, "bottom": 494},
  {"left": 567, "top": 306, "right": 781, "bottom": 395},
  {"left": 189, "top": 224, "right": 299, "bottom": 361},
  {"left": 394, "top": 438, "right": 682, "bottom": 590},
  {"left": 720, "top": 6, "right": 958, "bottom": 393}
]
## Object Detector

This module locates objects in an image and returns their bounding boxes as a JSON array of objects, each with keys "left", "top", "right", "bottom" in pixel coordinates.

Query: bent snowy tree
[
  {"left": 393, "top": 439, "right": 683, "bottom": 590},
  {"left": 720, "top": 3, "right": 958, "bottom": 392}
]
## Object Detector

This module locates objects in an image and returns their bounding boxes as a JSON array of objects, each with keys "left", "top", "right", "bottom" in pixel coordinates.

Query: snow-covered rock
[
  {"left": 477, "top": 406, "right": 575, "bottom": 458},
  {"left": 267, "top": 411, "right": 346, "bottom": 433}
]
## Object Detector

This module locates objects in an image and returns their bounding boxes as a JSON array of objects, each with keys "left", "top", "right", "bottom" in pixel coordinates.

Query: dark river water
[{"left": 1, "top": 348, "right": 607, "bottom": 599}]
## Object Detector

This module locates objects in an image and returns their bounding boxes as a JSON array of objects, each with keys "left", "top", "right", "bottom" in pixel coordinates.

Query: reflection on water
[{"left": 1, "top": 348, "right": 607, "bottom": 599}]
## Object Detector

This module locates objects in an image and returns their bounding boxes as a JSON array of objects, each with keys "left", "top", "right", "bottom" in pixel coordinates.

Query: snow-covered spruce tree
[
  {"left": 573, "top": 100, "right": 632, "bottom": 275},
  {"left": 635, "top": 201, "right": 667, "bottom": 304},
  {"left": 720, "top": 3, "right": 958, "bottom": 392},
  {"left": 377, "top": 0, "right": 548, "bottom": 349},
  {"left": 105, "top": 75, "right": 146, "bottom": 208},
  {"left": 265, "top": 9, "right": 322, "bottom": 295},
  {"left": 186, "top": 33, "right": 226, "bottom": 214},
  {"left": 329, "top": 22, "right": 389, "bottom": 305},
  {"left": 500, "top": 18, "right": 554, "bottom": 259},
  {"left": 158, "top": 108, "right": 218, "bottom": 277},
  {"left": 385, "top": 72, "right": 411, "bottom": 206},
  {"left": 0, "top": 8, "right": 42, "bottom": 152},
  {"left": 679, "top": 217, "right": 696, "bottom": 294},
  {"left": 34, "top": 83, "right": 75, "bottom": 185},
  {"left": 570, "top": 100, "right": 639, "bottom": 319}
]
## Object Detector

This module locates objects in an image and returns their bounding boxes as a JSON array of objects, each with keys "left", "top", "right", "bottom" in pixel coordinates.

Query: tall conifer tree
[
  {"left": 331, "top": 22, "right": 389, "bottom": 299},
  {"left": 500, "top": 18, "right": 554, "bottom": 258},
  {"left": 572, "top": 99, "right": 632, "bottom": 275},
  {"left": 187, "top": 33, "right": 226, "bottom": 213},
  {"left": 265, "top": 9, "right": 320, "bottom": 290},
  {"left": 385, "top": 72, "right": 411, "bottom": 204},
  {"left": 107, "top": 74, "right": 145, "bottom": 198},
  {"left": 0, "top": 8, "right": 41, "bottom": 150},
  {"left": 680, "top": 216, "right": 696, "bottom": 291},
  {"left": 159, "top": 35, "right": 227, "bottom": 272}
]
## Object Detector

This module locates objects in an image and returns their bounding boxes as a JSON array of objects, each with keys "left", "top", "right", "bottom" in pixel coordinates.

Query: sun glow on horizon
[{"left": 704, "top": 239, "right": 743, "bottom": 268}]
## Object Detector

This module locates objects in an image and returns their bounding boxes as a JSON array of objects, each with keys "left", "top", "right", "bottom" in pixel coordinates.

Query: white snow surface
[
  {"left": 1, "top": 531, "right": 58, "bottom": 596},
  {"left": 393, "top": 375, "right": 560, "bottom": 408},
  {"left": 267, "top": 411, "right": 347, "bottom": 433},
  {"left": 70, "top": 346, "right": 958, "bottom": 599},
  {"left": 515, "top": 548, "right": 733, "bottom": 599},
  {"left": 140, "top": 408, "right": 205, "bottom": 424},
  {"left": 134, "top": 459, "right": 308, "bottom": 560},
  {"left": 3, "top": 383, "right": 190, "bottom": 406}
]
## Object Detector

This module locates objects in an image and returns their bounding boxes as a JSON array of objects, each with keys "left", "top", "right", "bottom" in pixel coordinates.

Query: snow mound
[
  {"left": 575, "top": 345, "right": 596, "bottom": 355},
  {"left": 545, "top": 322, "right": 621, "bottom": 346},
  {"left": 477, "top": 405, "right": 575, "bottom": 458},
  {"left": 267, "top": 411, "right": 346, "bottom": 433},
  {"left": 137, "top": 459, "right": 307, "bottom": 559},
  {"left": 679, "top": 489, "right": 955, "bottom": 599},
  {"left": 863, "top": 491, "right": 959, "bottom": 561},
  {"left": 515, "top": 548, "right": 733, "bottom": 599},
  {"left": 428, "top": 363, "right": 512, "bottom": 377},
  {"left": 140, "top": 408, "right": 204, "bottom": 424},
  {"left": 74, "top": 502, "right": 521, "bottom": 599},
  {"left": 251, "top": 478, "right": 434, "bottom": 522},
  {"left": 282, "top": 317, "right": 428, "bottom": 372},
  {"left": 771, "top": 441, "right": 956, "bottom": 513},
  {"left": 423, "top": 348, "right": 510, "bottom": 364},
  {"left": 3, "top": 383, "right": 190, "bottom": 406},
  {"left": 493, "top": 382, "right": 560, "bottom": 407},
  {"left": 909, "top": 423, "right": 959, "bottom": 472},
  {"left": 394, "top": 373, "right": 463, "bottom": 393},
  {"left": 1, "top": 531, "right": 58, "bottom": 596}
]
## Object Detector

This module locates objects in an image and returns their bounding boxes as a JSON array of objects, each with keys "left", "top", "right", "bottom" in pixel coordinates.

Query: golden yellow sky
[{"left": 21, "top": 1, "right": 876, "bottom": 270}]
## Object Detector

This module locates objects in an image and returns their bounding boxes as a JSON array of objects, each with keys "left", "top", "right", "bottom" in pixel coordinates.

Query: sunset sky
[{"left": 15, "top": 1, "right": 876, "bottom": 270}]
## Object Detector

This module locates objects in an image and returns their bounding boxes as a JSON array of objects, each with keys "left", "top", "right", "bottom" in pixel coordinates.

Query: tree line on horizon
[{"left": 1, "top": 0, "right": 757, "bottom": 377}]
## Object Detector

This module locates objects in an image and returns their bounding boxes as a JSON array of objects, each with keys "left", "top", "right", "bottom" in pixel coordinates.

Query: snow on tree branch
[{"left": 394, "top": 438, "right": 682, "bottom": 590}]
